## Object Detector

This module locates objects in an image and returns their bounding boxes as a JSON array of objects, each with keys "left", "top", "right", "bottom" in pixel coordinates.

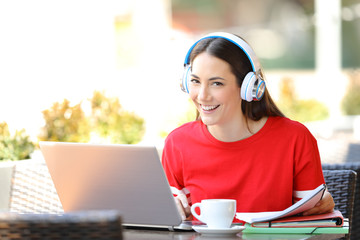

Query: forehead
[{"left": 192, "top": 52, "right": 232, "bottom": 74}]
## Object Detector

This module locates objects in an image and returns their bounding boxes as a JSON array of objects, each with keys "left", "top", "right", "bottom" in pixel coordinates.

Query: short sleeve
[{"left": 293, "top": 126, "right": 325, "bottom": 200}]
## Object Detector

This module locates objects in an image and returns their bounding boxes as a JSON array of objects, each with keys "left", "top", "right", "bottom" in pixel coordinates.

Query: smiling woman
[
  {"left": 162, "top": 32, "right": 335, "bottom": 222},
  {"left": 183, "top": 33, "right": 284, "bottom": 141}
]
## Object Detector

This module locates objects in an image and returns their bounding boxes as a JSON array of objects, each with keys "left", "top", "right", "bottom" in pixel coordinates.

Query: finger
[
  {"left": 174, "top": 198, "right": 187, "bottom": 220},
  {"left": 184, "top": 204, "right": 191, "bottom": 218},
  {"left": 313, "top": 193, "right": 334, "bottom": 214},
  {"left": 178, "top": 194, "right": 192, "bottom": 219},
  {"left": 303, "top": 207, "right": 319, "bottom": 216},
  {"left": 303, "top": 190, "right": 335, "bottom": 216},
  {"left": 323, "top": 191, "right": 335, "bottom": 210},
  {"left": 303, "top": 201, "right": 333, "bottom": 216},
  {"left": 178, "top": 194, "right": 189, "bottom": 208}
]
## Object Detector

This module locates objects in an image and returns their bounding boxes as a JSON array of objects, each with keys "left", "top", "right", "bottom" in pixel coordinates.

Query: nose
[{"left": 198, "top": 85, "right": 211, "bottom": 101}]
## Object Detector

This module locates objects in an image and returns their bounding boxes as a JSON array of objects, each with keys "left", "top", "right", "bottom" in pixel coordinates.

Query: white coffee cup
[{"left": 190, "top": 199, "right": 236, "bottom": 229}]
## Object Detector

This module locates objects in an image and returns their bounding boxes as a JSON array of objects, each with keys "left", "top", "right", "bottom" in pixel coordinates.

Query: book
[
  {"left": 241, "top": 220, "right": 348, "bottom": 235},
  {"left": 251, "top": 210, "right": 344, "bottom": 228},
  {"left": 236, "top": 184, "right": 326, "bottom": 224}
]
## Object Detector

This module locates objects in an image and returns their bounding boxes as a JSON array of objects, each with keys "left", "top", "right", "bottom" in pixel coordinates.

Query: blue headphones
[{"left": 180, "top": 32, "right": 266, "bottom": 102}]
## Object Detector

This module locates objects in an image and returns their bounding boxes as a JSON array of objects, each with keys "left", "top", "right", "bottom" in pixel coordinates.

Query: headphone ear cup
[
  {"left": 241, "top": 72, "right": 257, "bottom": 102},
  {"left": 181, "top": 65, "right": 191, "bottom": 93}
]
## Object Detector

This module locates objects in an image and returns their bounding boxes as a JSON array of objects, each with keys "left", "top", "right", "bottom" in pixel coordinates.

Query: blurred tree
[
  {"left": 0, "top": 122, "right": 35, "bottom": 161},
  {"left": 90, "top": 91, "right": 145, "bottom": 144},
  {"left": 342, "top": 73, "right": 360, "bottom": 115},
  {"left": 39, "top": 92, "right": 145, "bottom": 144},
  {"left": 277, "top": 78, "right": 329, "bottom": 122},
  {"left": 38, "top": 99, "right": 90, "bottom": 142}
]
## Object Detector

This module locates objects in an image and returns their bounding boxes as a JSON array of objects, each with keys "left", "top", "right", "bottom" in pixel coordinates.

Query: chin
[{"left": 200, "top": 117, "right": 217, "bottom": 126}]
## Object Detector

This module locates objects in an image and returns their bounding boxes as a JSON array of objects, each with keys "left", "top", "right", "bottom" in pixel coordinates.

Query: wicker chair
[
  {"left": 0, "top": 210, "right": 123, "bottom": 239},
  {"left": 8, "top": 159, "right": 63, "bottom": 213},
  {"left": 323, "top": 162, "right": 360, "bottom": 240},
  {"left": 3, "top": 160, "right": 123, "bottom": 239},
  {"left": 322, "top": 169, "right": 357, "bottom": 240}
]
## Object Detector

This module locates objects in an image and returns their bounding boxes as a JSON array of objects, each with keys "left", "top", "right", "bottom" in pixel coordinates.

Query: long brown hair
[{"left": 189, "top": 36, "right": 285, "bottom": 121}]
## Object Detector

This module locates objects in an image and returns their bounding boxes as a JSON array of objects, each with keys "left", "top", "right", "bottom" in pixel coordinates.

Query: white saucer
[{"left": 192, "top": 225, "right": 245, "bottom": 236}]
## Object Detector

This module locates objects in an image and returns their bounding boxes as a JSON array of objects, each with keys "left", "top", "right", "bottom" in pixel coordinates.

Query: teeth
[{"left": 201, "top": 105, "right": 218, "bottom": 111}]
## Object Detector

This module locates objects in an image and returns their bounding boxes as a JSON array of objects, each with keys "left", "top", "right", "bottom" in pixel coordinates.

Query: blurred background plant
[
  {"left": 0, "top": 122, "right": 35, "bottom": 161},
  {"left": 341, "top": 72, "right": 360, "bottom": 115},
  {"left": 38, "top": 99, "right": 90, "bottom": 143},
  {"left": 38, "top": 91, "right": 145, "bottom": 145},
  {"left": 90, "top": 91, "right": 145, "bottom": 144},
  {"left": 276, "top": 78, "right": 329, "bottom": 122}
]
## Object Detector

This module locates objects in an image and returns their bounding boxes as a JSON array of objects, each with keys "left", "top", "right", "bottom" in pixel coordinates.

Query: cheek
[
  {"left": 221, "top": 90, "right": 242, "bottom": 106},
  {"left": 188, "top": 90, "right": 198, "bottom": 102},
  {"left": 229, "top": 88, "right": 241, "bottom": 101}
]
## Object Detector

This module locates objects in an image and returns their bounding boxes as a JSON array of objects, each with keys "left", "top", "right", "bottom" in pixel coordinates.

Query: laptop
[{"left": 39, "top": 141, "right": 197, "bottom": 230}]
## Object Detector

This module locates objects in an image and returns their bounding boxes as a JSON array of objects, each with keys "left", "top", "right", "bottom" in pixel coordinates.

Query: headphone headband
[{"left": 183, "top": 32, "right": 261, "bottom": 73}]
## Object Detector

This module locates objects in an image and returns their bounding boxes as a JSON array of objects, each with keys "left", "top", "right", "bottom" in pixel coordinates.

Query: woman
[{"left": 162, "top": 32, "right": 334, "bottom": 221}]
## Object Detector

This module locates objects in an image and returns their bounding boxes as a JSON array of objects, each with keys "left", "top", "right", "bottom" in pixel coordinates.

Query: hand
[
  {"left": 174, "top": 194, "right": 192, "bottom": 220},
  {"left": 302, "top": 190, "right": 335, "bottom": 216}
]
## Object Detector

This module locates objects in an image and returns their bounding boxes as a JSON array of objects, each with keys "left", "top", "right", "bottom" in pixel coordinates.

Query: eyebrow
[
  {"left": 191, "top": 74, "right": 226, "bottom": 81},
  {"left": 191, "top": 74, "right": 200, "bottom": 79}
]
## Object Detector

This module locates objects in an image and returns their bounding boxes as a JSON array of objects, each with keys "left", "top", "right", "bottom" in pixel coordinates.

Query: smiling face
[{"left": 189, "top": 52, "right": 244, "bottom": 128}]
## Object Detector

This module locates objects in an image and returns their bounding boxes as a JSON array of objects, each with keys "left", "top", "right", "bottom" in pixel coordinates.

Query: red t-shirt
[{"left": 162, "top": 116, "right": 324, "bottom": 213}]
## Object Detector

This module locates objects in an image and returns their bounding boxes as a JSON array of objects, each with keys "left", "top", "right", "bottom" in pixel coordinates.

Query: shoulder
[
  {"left": 164, "top": 121, "right": 203, "bottom": 147},
  {"left": 166, "top": 121, "right": 203, "bottom": 140},
  {"left": 266, "top": 116, "right": 316, "bottom": 145},
  {"left": 269, "top": 117, "right": 315, "bottom": 141},
  {"left": 269, "top": 116, "right": 312, "bottom": 135},
  {"left": 163, "top": 121, "right": 204, "bottom": 160}
]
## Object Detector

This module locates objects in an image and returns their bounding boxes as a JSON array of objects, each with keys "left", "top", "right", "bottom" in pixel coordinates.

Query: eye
[
  {"left": 212, "top": 81, "right": 223, "bottom": 86},
  {"left": 190, "top": 78, "right": 200, "bottom": 84}
]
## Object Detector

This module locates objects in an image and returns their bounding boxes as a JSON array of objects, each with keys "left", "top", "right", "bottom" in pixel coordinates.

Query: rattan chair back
[
  {"left": 9, "top": 160, "right": 63, "bottom": 213},
  {"left": 323, "top": 169, "right": 357, "bottom": 240},
  {"left": 0, "top": 210, "right": 122, "bottom": 239},
  {"left": 323, "top": 162, "right": 360, "bottom": 240}
]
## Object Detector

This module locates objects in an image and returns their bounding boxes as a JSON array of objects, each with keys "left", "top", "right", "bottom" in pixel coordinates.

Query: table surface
[{"left": 123, "top": 228, "right": 345, "bottom": 240}]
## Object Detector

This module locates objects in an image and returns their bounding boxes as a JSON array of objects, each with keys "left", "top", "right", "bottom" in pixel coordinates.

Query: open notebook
[
  {"left": 236, "top": 184, "right": 326, "bottom": 224},
  {"left": 39, "top": 141, "right": 195, "bottom": 230}
]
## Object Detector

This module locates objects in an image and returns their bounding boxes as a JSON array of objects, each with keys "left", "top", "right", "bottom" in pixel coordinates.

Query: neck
[{"left": 207, "top": 117, "right": 268, "bottom": 142}]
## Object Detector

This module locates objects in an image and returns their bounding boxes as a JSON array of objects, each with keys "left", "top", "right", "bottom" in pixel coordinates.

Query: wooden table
[{"left": 123, "top": 228, "right": 345, "bottom": 240}]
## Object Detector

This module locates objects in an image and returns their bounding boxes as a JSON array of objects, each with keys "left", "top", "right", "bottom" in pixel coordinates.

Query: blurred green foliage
[
  {"left": 90, "top": 91, "right": 145, "bottom": 144},
  {"left": 341, "top": 74, "right": 360, "bottom": 115},
  {"left": 0, "top": 122, "right": 35, "bottom": 161},
  {"left": 39, "top": 99, "right": 90, "bottom": 142},
  {"left": 39, "top": 91, "right": 145, "bottom": 144},
  {"left": 276, "top": 78, "right": 329, "bottom": 122}
]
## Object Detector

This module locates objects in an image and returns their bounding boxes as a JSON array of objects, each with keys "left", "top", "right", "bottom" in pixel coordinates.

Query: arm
[
  {"left": 162, "top": 135, "right": 192, "bottom": 220},
  {"left": 291, "top": 124, "right": 334, "bottom": 216}
]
